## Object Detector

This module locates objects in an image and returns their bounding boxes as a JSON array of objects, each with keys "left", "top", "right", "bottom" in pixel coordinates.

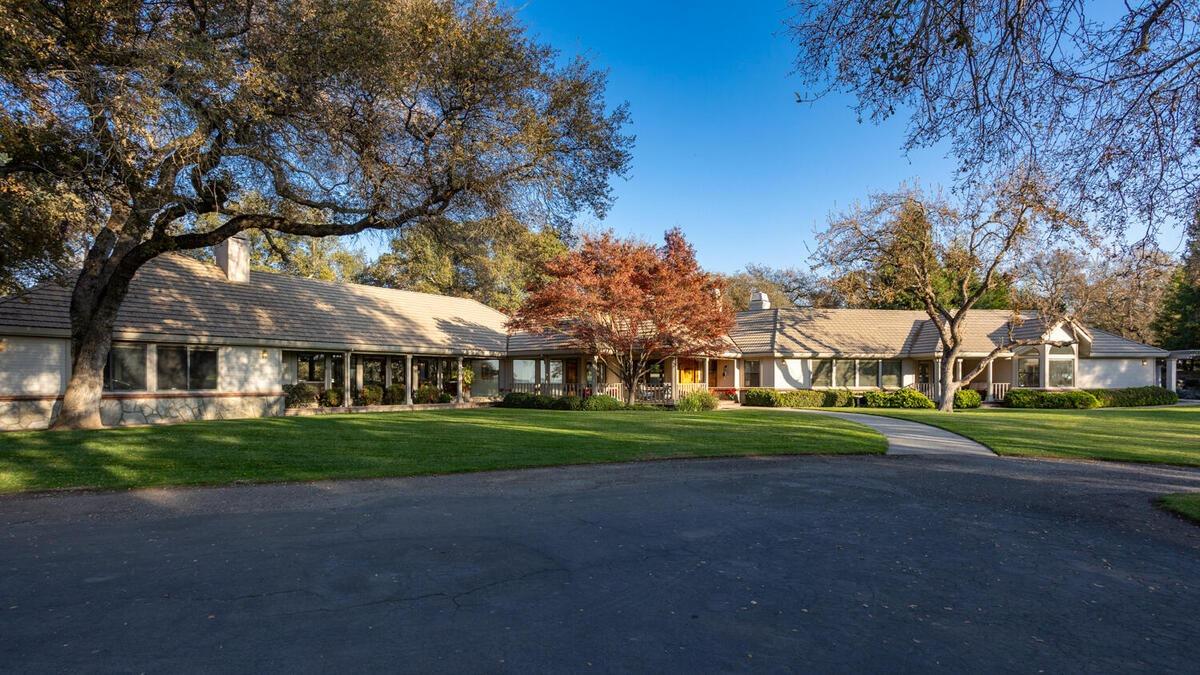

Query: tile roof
[
  {"left": 0, "top": 256, "right": 1168, "bottom": 358},
  {"left": 0, "top": 254, "right": 511, "bottom": 355}
]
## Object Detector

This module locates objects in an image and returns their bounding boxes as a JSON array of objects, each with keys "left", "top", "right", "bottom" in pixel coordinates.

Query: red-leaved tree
[{"left": 510, "top": 229, "right": 734, "bottom": 404}]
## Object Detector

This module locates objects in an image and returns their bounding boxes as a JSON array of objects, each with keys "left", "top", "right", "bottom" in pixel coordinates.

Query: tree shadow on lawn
[{"left": 0, "top": 409, "right": 885, "bottom": 494}]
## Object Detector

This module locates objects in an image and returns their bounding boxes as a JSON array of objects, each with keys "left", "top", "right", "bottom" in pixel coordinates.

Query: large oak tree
[
  {"left": 0, "top": 0, "right": 631, "bottom": 428},
  {"left": 510, "top": 229, "right": 734, "bottom": 405}
]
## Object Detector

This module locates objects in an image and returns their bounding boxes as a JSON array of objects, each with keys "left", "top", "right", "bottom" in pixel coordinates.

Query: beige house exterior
[{"left": 0, "top": 243, "right": 1178, "bottom": 430}]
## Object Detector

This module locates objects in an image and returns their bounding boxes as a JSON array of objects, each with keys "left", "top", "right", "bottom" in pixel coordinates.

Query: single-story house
[{"left": 0, "top": 234, "right": 1182, "bottom": 430}]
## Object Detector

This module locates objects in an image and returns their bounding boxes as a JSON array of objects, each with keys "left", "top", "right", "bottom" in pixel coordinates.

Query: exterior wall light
[{"left": 261, "top": 349, "right": 269, "bottom": 359}]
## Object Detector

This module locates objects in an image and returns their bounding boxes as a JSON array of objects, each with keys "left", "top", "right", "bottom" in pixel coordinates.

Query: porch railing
[
  {"left": 912, "top": 383, "right": 939, "bottom": 400},
  {"left": 989, "top": 383, "right": 1011, "bottom": 401},
  {"left": 505, "top": 382, "right": 587, "bottom": 398}
]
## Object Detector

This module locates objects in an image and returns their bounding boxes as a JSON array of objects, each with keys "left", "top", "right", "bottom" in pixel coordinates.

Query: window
[
  {"left": 360, "top": 356, "right": 385, "bottom": 388},
  {"left": 543, "top": 360, "right": 564, "bottom": 384},
  {"left": 296, "top": 353, "right": 326, "bottom": 383},
  {"left": 586, "top": 361, "right": 607, "bottom": 387},
  {"left": 1050, "top": 345, "right": 1075, "bottom": 356},
  {"left": 1049, "top": 359, "right": 1074, "bottom": 387},
  {"left": 513, "top": 359, "right": 536, "bottom": 384},
  {"left": 812, "top": 359, "right": 832, "bottom": 387},
  {"left": 329, "top": 353, "right": 345, "bottom": 387},
  {"left": 389, "top": 358, "right": 408, "bottom": 389},
  {"left": 471, "top": 359, "right": 500, "bottom": 398},
  {"left": 1017, "top": 356, "right": 1041, "bottom": 387},
  {"left": 743, "top": 360, "right": 761, "bottom": 388},
  {"left": 156, "top": 345, "right": 217, "bottom": 391},
  {"left": 917, "top": 362, "right": 931, "bottom": 384},
  {"left": 104, "top": 345, "right": 147, "bottom": 391},
  {"left": 834, "top": 359, "right": 855, "bottom": 388},
  {"left": 856, "top": 360, "right": 879, "bottom": 388},
  {"left": 881, "top": 360, "right": 902, "bottom": 388}
]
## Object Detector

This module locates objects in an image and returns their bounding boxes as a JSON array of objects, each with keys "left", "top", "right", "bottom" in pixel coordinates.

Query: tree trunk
[
  {"left": 937, "top": 357, "right": 959, "bottom": 413},
  {"left": 52, "top": 252, "right": 144, "bottom": 430},
  {"left": 624, "top": 375, "right": 638, "bottom": 406}
]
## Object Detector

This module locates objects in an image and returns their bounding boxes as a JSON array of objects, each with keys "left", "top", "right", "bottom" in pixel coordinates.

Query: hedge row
[
  {"left": 498, "top": 392, "right": 656, "bottom": 411},
  {"left": 1004, "top": 389, "right": 1100, "bottom": 409},
  {"left": 1086, "top": 386, "right": 1178, "bottom": 408},
  {"left": 742, "top": 387, "right": 939, "bottom": 409}
]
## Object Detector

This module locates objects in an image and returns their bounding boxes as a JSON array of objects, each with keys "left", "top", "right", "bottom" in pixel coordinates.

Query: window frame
[
  {"left": 155, "top": 345, "right": 219, "bottom": 392},
  {"left": 103, "top": 344, "right": 148, "bottom": 392},
  {"left": 743, "top": 360, "right": 762, "bottom": 388},
  {"left": 811, "top": 359, "right": 832, "bottom": 387}
]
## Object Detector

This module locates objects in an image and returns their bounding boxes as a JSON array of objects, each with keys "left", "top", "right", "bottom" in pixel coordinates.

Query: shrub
[
  {"left": 438, "top": 391, "right": 454, "bottom": 403},
  {"left": 414, "top": 383, "right": 444, "bottom": 404},
  {"left": 741, "top": 388, "right": 779, "bottom": 407},
  {"left": 676, "top": 390, "right": 718, "bottom": 412},
  {"left": 320, "top": 387, "right": 344, "bottom": 407},
  {"left": 1005, "top": 389, "right": 1099, "bottom": 409},
  {"left": 864, "top": 388, "right": 936, "bottom": 409},
  {"left": 500, "top": 392, "right": 536, "bottom": 408},
  {"left": 551, "top": 395, "right": 584, "bottom": 410},
  {"left": 384, "top": 384, "right": 408, "bottom": 405},
  {"left": 583, "top": 394, "right": 625, "bottom": 411},
  {"left": 776, "top": 390, "right": 827, "bottom": 408},
  {"left": 1086, "top": 386, "right": 1178, "bottom": 408},
  {"left": 954, "top": 389, "right": 982, "bottom": 409},
  {"left": 821, "top": 389, "right": 858, "bottom": 407},
  {"left": 283, "top": 383, "right": 318, "bottom": 408},
  {"left": 358, "top": 384, "right": 384, "bottom": 406}
]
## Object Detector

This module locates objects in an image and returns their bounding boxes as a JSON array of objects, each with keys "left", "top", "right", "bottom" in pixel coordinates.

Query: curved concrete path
[{"left": 802, "top": 409, "right": 997, "bottom": 457}]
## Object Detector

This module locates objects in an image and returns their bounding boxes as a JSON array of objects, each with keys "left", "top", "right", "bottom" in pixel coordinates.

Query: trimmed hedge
[
  {"left": 676, "top": 390, "right": 718, "bottom": 412},
  {"left": 953, "top": 389, "right": 982, "bottom": 409},
  {"left": 864, "top": 388, "right": 936, "bottom": 409},
  {"left": 283, "top": 383, "right": 318, "bottom": 408},
  {"left": 1086, "top": 386, "right": 1178, "bottom": 408},
  {"left": 741, "top": 388, "right": 861, "bottom": 408},
  {"left": 1005, "top": 389, "right": 1099, "bottom": 409},
  {"left": 551, "top": 395, "right": 584, "bottom": 411},
  {"left": 582, "top": 394, "right": 625, "bottom": 411}
]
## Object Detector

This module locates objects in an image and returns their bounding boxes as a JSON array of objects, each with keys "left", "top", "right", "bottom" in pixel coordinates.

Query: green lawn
[
  {"left": 0, "top": 408, "right": 884, "bottom": 494},
  {"left": 1159, "top": 493, "right": 1200, "bottom": 524},
  {"left": 855, "top": 407, "right": 1200, "bottom": 465}
]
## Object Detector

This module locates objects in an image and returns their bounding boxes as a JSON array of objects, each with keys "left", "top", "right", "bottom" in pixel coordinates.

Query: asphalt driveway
[{"left": 3, "top": 453, "right": 1200, "bottom": 672}]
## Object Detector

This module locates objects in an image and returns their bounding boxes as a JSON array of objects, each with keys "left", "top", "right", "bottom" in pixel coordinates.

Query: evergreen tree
[{"left": 1152, "top": 216, "right": 1200, "bottom": 350}]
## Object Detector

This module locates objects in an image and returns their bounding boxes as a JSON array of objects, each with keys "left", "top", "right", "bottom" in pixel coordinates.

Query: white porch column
[
  {"left": 703, "top": 357, "right": 710, "bottom": 386},
  {"left": 1167, "top": 357, "right": 1178, "bottom": 392},
  {"left": 534, "top": 356, "right": 543, "bottom": 395},
  {"left": 933, "top": 359, "right": 942, "bottom": 391},
  {"left": 343, "top": 352, "right": 352, "bottom": 409},
  {"left": 985, "top": 360, "right": 994, "bottom": 401},
  {"left": 456, "top": 356, "right": 464, "bottom": 403},
  {"left": 955, "top": 358, "right": 963, "bottom": 382},
  {"left": 404, "top": 354, "right": 413, "bottom": 405},
  {"left": 733, "top": 359, "right": 742, "bottom": 391},
  {"left": 1039, "top": 344, "right": 1050, "bottom": 389}
]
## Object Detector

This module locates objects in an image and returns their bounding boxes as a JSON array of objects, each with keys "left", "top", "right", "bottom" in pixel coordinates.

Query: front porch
[
  {"left": 502, "top": 355, "right": 734, "bottom": 404},
  {"left": 911, "top": 347, "right": 1076, "bottom": 403}
]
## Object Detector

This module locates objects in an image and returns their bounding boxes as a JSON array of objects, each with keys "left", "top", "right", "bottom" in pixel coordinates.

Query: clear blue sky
[{"left": 503, "top": 0, "right": 960, "bottom": 274}]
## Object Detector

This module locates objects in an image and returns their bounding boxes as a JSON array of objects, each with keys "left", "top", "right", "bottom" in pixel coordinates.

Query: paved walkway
[{"left": 788, "top": 409, "right": 997, "bottom": 457}]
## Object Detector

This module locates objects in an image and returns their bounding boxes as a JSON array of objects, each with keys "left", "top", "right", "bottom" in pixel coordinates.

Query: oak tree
[{"left": 0, "top": 0, "right": 631, "bottom": 428}]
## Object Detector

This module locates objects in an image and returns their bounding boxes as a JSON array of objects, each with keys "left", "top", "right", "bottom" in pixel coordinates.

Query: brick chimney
[
  {"left": 214, "top": 232, "right": 250, "bottom": 283},
  {"left": 749, "top": 289, "right": 771, "bottom": 311}
]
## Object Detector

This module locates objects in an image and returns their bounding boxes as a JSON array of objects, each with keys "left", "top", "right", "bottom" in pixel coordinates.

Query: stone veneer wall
[{"left": 0, "top": 395, "right": 285, "bottom": 431}]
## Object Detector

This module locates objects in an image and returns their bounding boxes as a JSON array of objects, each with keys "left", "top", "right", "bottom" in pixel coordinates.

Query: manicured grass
[
  {"left": 854, "top": 407, "right": 1200, "bottom": 466},
  {"left": 0, "top": 408, "right": 884, "bottom": 494},
  {"left": 1159, "top": 493, "right": 1200, "bottom": 524}
]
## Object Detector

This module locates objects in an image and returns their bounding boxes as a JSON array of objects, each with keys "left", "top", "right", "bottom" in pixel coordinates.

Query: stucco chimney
[
  {"left": 749, "top": 289, "right": 771, "bottom": 311},
  {"left": 214, "top": 232, "right": 250, "bottom": 283}
]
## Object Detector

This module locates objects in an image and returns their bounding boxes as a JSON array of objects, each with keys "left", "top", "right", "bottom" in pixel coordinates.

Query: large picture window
[
  {"left": 512, "top": 359, "right": 536, "bottom": 384},
  {"left": 834, "top": 359, "right": 855, "bottom": 388},
  {"left": 1017, "top": 356, "right": 1041, "bottom": 388},
  {"left": 156, "top": 346, "right": 218, "bottom": 391},
  {"left": 471, "top": 359, "right": 500, "bottom": 399},
  {"left": 104, "top": 345, "right": 147, "bottom": 391},
  {"left": 856, "top": 360, "right": 879, "bottom": 388},
  {"left": 881, "top": 360, "right": 902, "bottom": 388},
  {"left": 811, "top": 360, "right": 832, "bottom": 387},
  {"left": 1048, "top": 359, "right": 1074, "bottom": 387}
]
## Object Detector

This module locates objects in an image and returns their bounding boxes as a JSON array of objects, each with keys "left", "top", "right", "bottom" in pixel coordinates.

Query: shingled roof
[
  {"left": 0, "top": 254, "right": 511, "bottom": 355},
  {"left": 0, "top": 256, "right": 1167, "bottom": 358}
]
